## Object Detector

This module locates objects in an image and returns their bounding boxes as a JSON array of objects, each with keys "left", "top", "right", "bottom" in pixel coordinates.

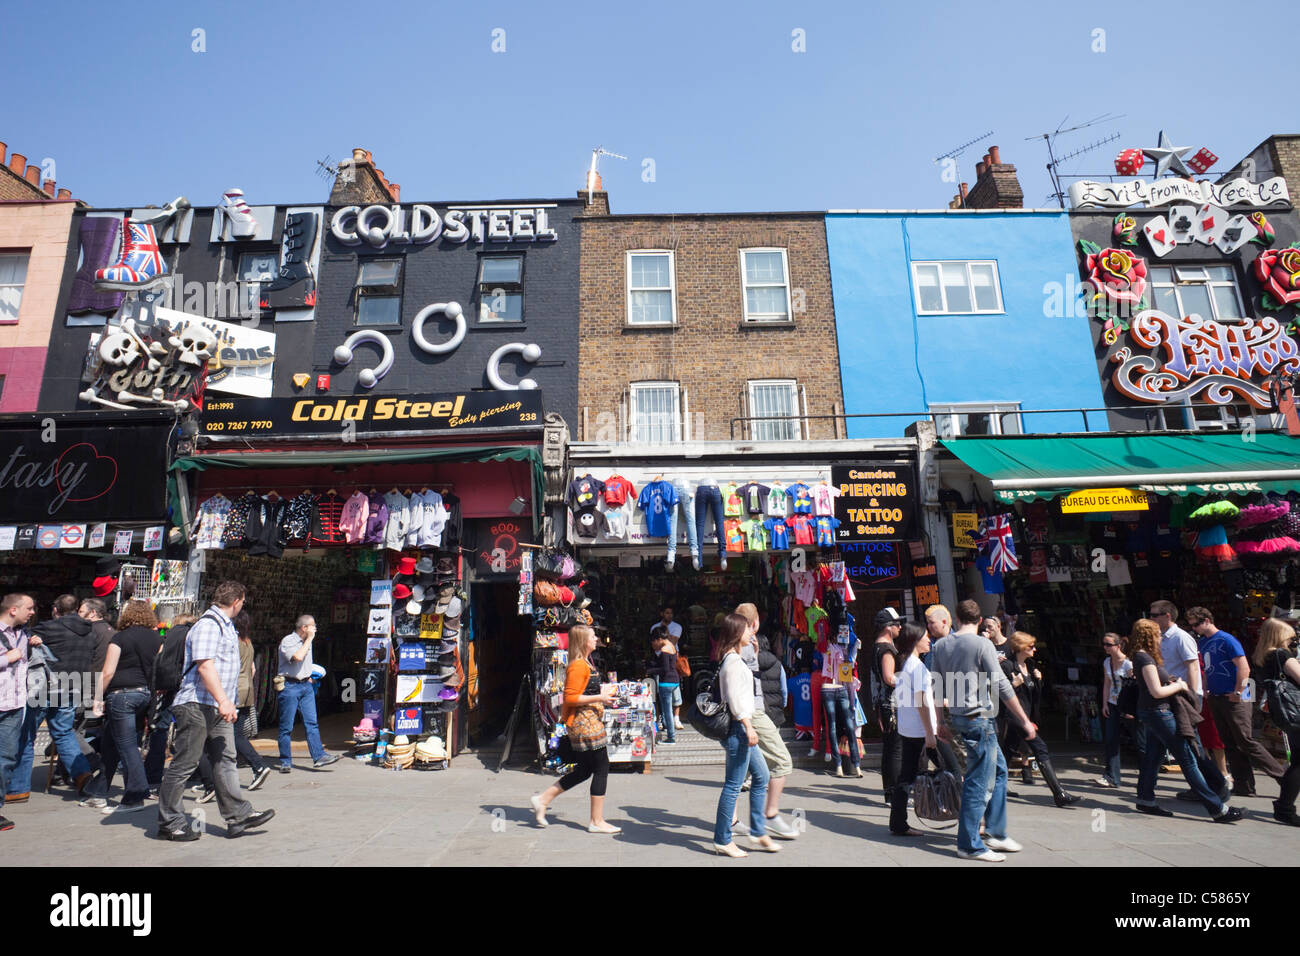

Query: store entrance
[
  {"left": 202, "top": 549, "right": 372, "bottom": 748},
  {"left": 466, "top": 580, "right": 531, "bottom": 746}
]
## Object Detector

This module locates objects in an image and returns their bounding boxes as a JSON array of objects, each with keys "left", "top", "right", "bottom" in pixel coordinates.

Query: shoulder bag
[
  {"left": 687, "top": 664, "right": 731, "bottom": 740},
  {"left": 912, "top": 766, "right": 962, "bottom": 827},
  {"left": 1261, "top": 649, "right": 1300, "bottom": 732}
]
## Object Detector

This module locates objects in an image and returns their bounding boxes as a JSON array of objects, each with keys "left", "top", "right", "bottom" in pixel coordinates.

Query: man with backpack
[{"left": 156, "top": 581, "right": 274, "bottom": 842}]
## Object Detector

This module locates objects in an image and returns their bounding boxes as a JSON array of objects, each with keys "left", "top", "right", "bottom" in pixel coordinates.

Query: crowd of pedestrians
[{"left": 0, "top": 582, "right": 340, "bottom": 837}]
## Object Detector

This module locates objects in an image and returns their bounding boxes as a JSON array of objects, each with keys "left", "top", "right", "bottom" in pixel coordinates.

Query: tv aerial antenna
[
  {"left": 1027, "top": 113, "right": 1125, "bottom": 208},
  {"left": 933, "top": 131, "right": 993, "bottom": 205},
  {"left": 586, "top": 146, "right": 627, "bottom": 205}
]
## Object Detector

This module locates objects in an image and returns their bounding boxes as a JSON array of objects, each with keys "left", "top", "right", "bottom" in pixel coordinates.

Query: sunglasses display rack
[{"left": 601, "top": 681, "right": 656, "bottom": 766}]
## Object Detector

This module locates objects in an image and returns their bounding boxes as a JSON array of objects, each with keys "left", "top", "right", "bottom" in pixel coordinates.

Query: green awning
[
  {"left": 171, "top": 445, "right": 544, "bottom": 532},
  {"left": 940, "top": 433, "right": 1300, "bottom": 503}
]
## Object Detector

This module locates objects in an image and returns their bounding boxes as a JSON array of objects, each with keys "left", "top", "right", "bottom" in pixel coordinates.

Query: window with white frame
[
  {"left": 629, "top": 382, "right": 681, "bottom": 443},
  {"left": 478, "top": 255, "right": 524, "bottom": 322},
  {"left": 626, "top": 251, "right": 675, "bottom": 325},
  {"left": 1148, "top": 264, "right": 1244, "bottom": 321},
  {"left": 930, "top": 402, "right": 1022, "bottom": 437},
  {"left": 0, "top": 253, "right": 29, "bottom": 323},
  {"left": 354, "top": 258, "right": 403, "bottom": 326},
  {"left": 748, "top": 380, "right": 800, "bottom": 441},
  {"left": 912, "top": 260, "right": 1002, "bottom": 314},
  {"left": 741, "top": 249, "right": 791, "bottom": 322},
  {"left": 1155, "top": 401, "right": 1257, "bottom": 432},
  {"left": 237, "top": 251, "right": 279, "bottom": 317}
]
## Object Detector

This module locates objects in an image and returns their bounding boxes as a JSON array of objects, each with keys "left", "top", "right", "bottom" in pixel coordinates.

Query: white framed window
[
  {"left": 0, "top": 252, "right": 29, "bottom": 323},
  {"left": 912, "top": 260, "right": 1003, "bottom": 315},
  {"left": 930, "top": 402, "right": 1022, "bottom": 437},
  {"left": 237, "top": 251, "right": 279, "bottom": 317},
  {"left": 740, "top": 248, "right": 792, "bottom": 323},
  {"left": 626, "top": 251, "right": 676, "bottom": 326},
  {"left": 1149, "top": 265, "right": 1244, "bottom": 322},
  {"left": 478, "top": 255, "right": 524, "bottom": 322},
  {"left": 1155, "top": 401, "right": 1257, "bottom": 432},
  {"left": 629, "top": 381, "right": 681, "bottom": 443},
  {"left": 355, "top": 258, "right": 403, "bottom": 326},
  {"left": 748, "top": 379, "right": 801, "bottom": 441}
]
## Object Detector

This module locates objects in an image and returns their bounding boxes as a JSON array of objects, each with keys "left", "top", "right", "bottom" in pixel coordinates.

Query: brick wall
[{"left": 577, "top": 212, "right": 843, "bottom": 441}]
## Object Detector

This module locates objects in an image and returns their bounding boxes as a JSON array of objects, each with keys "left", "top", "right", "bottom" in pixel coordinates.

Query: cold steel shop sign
[
  {"left": 202, "top": 391, "right": 544, "bottom": 437},
  {"left": 832, "top": 464, "right": 917, "bottom": 542}
]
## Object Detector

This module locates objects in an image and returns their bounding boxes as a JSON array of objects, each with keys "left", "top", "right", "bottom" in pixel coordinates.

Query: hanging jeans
[
  {"left": 694, "top": 485, "right": 725, "bottom": 559},
  {"left": 821, "top": 684, "right": 859, "bottom": 773},
  {"left": 666, "top": 481, "right": 698, "bottom": 564}
]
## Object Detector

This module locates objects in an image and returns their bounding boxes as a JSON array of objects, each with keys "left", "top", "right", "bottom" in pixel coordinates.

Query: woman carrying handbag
[
  {"left": 530, "top": 625, "right": 621, "bottom": 833},
  {"left": 1254, "top": 617, "right": 1300, "bottom": 826},
  {"left": 889, "top": 623, "right": 958, "bottom": 835}
]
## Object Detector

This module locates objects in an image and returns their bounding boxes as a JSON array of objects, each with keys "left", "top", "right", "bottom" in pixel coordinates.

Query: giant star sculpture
[{"left": 1141, "top": 131, "right": 1193, "bottom": 179}]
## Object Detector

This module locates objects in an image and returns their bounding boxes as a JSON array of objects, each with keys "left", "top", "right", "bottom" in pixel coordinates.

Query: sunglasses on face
[{"left": 1102, "top": 641, "right": 1119, "bottom": 648}]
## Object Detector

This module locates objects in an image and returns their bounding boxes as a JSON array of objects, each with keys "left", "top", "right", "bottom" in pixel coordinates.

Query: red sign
[{"left": 316, "top": 374, "right": 330, "bottom": 391}]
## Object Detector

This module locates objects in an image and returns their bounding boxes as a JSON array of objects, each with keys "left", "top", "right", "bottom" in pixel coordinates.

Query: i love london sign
[{"left": 1069, "top": 176, "right": 1290, "bottom": 210}]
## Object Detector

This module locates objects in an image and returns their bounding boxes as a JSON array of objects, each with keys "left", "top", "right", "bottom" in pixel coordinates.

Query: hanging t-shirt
[
  {"left": 572, "top": 509, "right": 608, "bottom": 540},
  {"left": 766, "top": 486, "right": 789, "bottom": 517},
  {"left": 787, "top": 515, "right": 815, "bottom": 546},
  {"left": 383, "top": 492, "right": 410, "bottom": 551},
  {"left": 814, "top": 515, "right": 841, "bottom": 547},
  {"left": 415, "top": 490, "right": 448, "bottom": 548},
  {"left": 567, "top": 475, "right": 605, "bottom": 514},
  {"left": 603, "top": 475, "right": 635, "bottom": 507},
  {"left": 340, "top": 491, "right": 369, "bottom": 544},
  {"left": 724, "top": 518, "right": 745, "bottom": 553},
  {"left": 764, "top": 518, "right": 790, "bottom": 550},
  {"left": 194, "top": 495, "right": 232, "bottom": 550},
  {"left": 1106, "top": 555, "right": 1133, "bottom": 586},
  {"left": 724, "top": 483, "right": 743, "bottom": 517},
  {"left": 736, "top": 482, "right": 770, "bottom": 515},
  {"left": 406, "top": 493, "right": 424, "bottom": 548},
  {"left": 637, "top": 480, "right": 678, "bottom": 538},
  {"left": 788, "top": 483, "right": 814, "bottom": 514},
  {"left": 740, "top": 518, "right": 768, "bottom": 551},
  {"left": 603, "top": 506, "right": 629, "bottom": 540},
  {"left": 806, "top": 605, "right": 829, "bottom": 645},
  {"left": 791, "top": 570, "right": 818, "bottom": 605},
  {"left": 813, "top": 483, "right": 840, "bottom": 516}
]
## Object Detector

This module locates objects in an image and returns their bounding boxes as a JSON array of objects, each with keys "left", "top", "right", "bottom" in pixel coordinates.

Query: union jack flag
[{"left": 979, "top": 514, "right": 1019, "bottom": 573}]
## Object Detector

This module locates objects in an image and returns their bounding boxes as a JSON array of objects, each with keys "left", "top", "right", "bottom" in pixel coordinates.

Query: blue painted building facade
[{"left": 826, "top": 211, "right": 1105, "bottom": 439}]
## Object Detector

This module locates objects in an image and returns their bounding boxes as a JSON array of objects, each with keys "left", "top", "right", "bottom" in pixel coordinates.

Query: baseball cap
[{"left": 873, "top": 607, "right": 903, "bottom": 630}]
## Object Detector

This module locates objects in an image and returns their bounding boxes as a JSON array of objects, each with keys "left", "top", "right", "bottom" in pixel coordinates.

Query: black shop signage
[
  {"left": 911, "top": 554, "right": 939, "bottom": 609},
  {"left": 202, "top": 391, "right": 544, "bottom": 437},
  {"left": 0, "top": 421, "right": 170, "bottom": 522},
  {"left": 832, "top": 464, "right": 917, "bottom": 542},
  {"left": 840, "top": 541, "right": 903, "bottom": 589},
  {"left": 466, "top": 517, "right": 533, "bottom": 578}
]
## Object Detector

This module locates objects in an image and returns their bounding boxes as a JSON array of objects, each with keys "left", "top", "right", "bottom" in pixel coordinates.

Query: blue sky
[{"left": 4, "top": 0, "right": 1280, "bottom": 212}]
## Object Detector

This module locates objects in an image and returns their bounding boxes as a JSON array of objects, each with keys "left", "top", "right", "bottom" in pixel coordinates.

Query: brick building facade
[{"left": 576, "top": 192, "right": 844, "bottom": 442}]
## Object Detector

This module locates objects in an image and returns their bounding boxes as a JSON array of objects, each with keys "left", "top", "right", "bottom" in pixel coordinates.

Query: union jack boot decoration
[{"left": 94, "top": 218, "right": 168, "bottom": 290}]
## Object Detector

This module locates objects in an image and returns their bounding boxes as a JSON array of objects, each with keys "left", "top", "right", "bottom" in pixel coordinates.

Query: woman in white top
[
  {"left": 1097, "top": 631, "right": 1134, "bottom": 789},
  {"left": 889, "top": 622, "right": 952, "bottom": 836},
  {"left": 712, "top": 613, "right": 779, "bottom": 858}
]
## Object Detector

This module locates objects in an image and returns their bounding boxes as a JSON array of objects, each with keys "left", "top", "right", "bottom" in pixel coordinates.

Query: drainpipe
[{"left": 915, "top": 419, "right": 958, "bottom": 608}]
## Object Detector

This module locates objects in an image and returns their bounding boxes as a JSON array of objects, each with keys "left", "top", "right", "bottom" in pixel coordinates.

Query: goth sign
[{"left": 0, "top": 419, "right": 170, "bottom": 521}]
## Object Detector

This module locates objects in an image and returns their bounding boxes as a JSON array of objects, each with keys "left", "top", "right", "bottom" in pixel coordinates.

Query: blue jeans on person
[
  {"left": 1137, "top": 706, "right": 1227, "bottom": 815},
  {"left": 713, "top": 719, "right": 769, "bottom": 845},
  {"left": 821, "top": 684, "right": 859, "bottom": 772},
  {"left": 0, "top": 707, "right": 25, "bottom": 798},
  {"left": 104, "top": 689, "right": 151, "bottom": 803},
  {"left": 666, "top": 481, "right": 698, "bottom": 564},
  {"left": 1102, "top": 706, "right": 1125, "bottom": 785},
  {"left": 12, "top": 703, "right": 91, "bottom": 794},
  {"left": 278, "top": 680, "right": 325, "bottom": 765},
  {"left": 950, "top": 713, "right": 1009, "bottom": 855},
  {"left": 694, "top": 485, "right": 726, "bottom": 558},
  {"left": 143, "top": 706, "right": 173, "bottom": 786},
  {"left": 657, "top": 682, "right": 678, "bottom": 742}
]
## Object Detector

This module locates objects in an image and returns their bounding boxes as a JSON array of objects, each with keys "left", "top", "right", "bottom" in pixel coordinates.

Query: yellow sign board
[
  {"left": 1060, "top": 488, "right": 1150, "bottom": 513},
  {"left": 951, "top": 512, "right": 978, "bottom": 549}
]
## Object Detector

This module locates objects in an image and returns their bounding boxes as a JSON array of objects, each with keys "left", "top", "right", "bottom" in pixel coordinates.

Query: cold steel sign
[
  {"left": 202, "top": 391, "right": 544, "bottom": 436},
  {"left": 832, "top": 464, "right": 917, "bottom": 542}
]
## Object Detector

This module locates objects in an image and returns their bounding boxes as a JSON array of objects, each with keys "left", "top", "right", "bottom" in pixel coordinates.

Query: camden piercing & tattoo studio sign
[{"left": 0, "top": 419, "right": 170, "bottom": 521}]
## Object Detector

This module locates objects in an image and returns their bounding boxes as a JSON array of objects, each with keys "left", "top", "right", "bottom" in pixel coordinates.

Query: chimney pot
[
  {"left": 42, "top": 179, "right": 55, "bottom": 197},
  {"left": 959, "top": 182, "right": 969, "bottom": 202},
  {"left": 981, "top": 153, "right": 991, "bottom": 169},
  {"left": 975, "top": 161, "right": 987, "bottom": 177},
  {"left": 989, "top": 145, "right": 1002, "bottom": 165},
  {"left": 389, "top": 183, "right": 400, "bottom": 201},
  {"left": 24, "top": 165, "right": 40, "bottom": 186},
  {"left": 352, "top": 147, "right": 369, "bottom": 163},
  {"left": 57, "top": 187, "right": 71, "bottom": 200},
  {"left": 0, "top": 142, "right": 7, "bottom": 167},
  {"left": 9, "top": 151, "right": 26, "bottom": 174}
]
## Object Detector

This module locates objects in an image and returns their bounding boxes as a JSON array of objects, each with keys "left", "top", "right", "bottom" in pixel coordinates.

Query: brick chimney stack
[
  {"left": 329, "top": 147, "right": 402, "bottom": 205},
  {"left": 578, "top": 167, "right": 609, "bottom": 216},
  {"left": 0, "top": 138, "right": 76, "bottom": 202},
  {"left": 963, "top": 144, "right": 1024, "bottom": 209}
]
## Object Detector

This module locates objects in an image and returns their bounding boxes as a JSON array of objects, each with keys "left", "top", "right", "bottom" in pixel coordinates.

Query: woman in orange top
[{"left": 530, "top": 625, "right": 620, "bottom": 833}]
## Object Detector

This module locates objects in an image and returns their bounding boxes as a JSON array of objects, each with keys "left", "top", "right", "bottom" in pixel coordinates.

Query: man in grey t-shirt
[{"left": 276, "top": 615, "right": 339, "bottom": 772}]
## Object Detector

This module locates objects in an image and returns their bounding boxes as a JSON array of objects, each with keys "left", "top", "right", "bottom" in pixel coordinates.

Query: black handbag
[
  {"left": 687, "top": 666, "right": 731, "bottom": 740},
  {"left": 1262, "top": 650, "right": 1300, "bottom": 732}
]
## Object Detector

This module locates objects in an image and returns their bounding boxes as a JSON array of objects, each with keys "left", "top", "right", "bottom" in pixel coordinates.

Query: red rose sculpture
[
  {"left": 1085, "top": 246, "right": 1148, "bottom": 308},
  {"left": 1254, "top": 245, "right": 1300, "bottom": 309}
]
